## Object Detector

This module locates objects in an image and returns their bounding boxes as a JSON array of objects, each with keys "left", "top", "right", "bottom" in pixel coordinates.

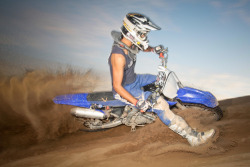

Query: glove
[
  {"left": 153, "top": 45, "right": 164, "bottom": 54},
  {"left": 136, "top": 99, "right": 152, "bottom": 112}
]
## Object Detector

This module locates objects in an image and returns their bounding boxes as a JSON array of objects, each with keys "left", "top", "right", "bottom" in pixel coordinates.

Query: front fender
[{"left": 177, "top": 87, "right": 218, "bottom": 108}]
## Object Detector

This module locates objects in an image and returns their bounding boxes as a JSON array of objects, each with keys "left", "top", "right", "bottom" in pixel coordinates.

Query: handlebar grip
[{"left": 159, "top": 52, "right": 164, "bottom": 58}]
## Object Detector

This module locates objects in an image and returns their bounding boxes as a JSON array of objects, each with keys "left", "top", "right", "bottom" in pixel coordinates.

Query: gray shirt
[{"left": 108, "top": 44, "right": 137, "bottom": 95}]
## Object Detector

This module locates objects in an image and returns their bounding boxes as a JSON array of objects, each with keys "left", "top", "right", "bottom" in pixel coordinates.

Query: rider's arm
[
  {"left": 143, "top": 46, "right": 154, "bottom": 52},
  {"left": 144, "top": 45, "right": 165, "bottom": 54},
  {"left": 111, "top": 53, "right": 138, "bottom": 106}
]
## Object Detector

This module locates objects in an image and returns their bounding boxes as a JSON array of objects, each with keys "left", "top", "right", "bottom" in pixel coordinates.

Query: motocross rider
[{"left": 108, "top": 13, "right": 215, "bottom": 146}]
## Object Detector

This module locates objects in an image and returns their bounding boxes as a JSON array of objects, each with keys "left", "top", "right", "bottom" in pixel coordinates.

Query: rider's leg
[
  {"left": 153, "top": 96, "right": 215, "bottom": 146},
  {"left": 114, "top": 74, "right": 156, "bottom": 106},
  {"left": 123, "top": 74, "right": 156, "bottom": 100}
]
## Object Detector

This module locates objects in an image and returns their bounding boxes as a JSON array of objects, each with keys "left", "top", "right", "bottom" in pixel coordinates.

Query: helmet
[{"left": 121, "top": 13, "right": 161, "bottom": 50}]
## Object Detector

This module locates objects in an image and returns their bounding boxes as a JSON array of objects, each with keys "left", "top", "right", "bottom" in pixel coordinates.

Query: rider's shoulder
[
  {"left": 111, "top": 53, "right": 126, "bottom": 67},
  {"left": 111, "top": 53, "right": 125, "bottom": 60}
]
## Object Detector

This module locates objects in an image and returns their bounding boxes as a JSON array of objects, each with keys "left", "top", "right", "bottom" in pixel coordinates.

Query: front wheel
[
  {"left": 178, "top": 102, "right": 223, "bottom": 121},
  {"left": 211, "top": 106, "right": 223, "bottom": 121}
]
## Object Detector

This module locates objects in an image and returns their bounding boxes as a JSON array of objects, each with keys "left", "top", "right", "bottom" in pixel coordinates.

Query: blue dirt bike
[{"left": 53, "top": 48, "right": 223, "bottom": 131}]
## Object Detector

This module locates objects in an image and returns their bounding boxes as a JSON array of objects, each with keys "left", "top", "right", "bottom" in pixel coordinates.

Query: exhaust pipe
[{"left": 70, "top": 107, "right": 106, "bottom": 119}]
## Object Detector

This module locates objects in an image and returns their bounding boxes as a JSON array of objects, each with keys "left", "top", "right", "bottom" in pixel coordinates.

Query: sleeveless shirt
[{"left": 108, "top": 44, "right": 137, "bottom": 94}]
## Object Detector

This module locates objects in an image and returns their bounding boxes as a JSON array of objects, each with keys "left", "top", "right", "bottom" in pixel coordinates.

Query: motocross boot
[
  {"left": 168, "top": 115, "right": 215, "bottom": 146},
  {"left": 153, "top": 96, "right": 215, "bottom": 146}
]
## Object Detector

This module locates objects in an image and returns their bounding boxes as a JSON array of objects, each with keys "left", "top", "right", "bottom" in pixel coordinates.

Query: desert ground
[{"left": 0, "top": 70, "right": 250, "bottom": 167}]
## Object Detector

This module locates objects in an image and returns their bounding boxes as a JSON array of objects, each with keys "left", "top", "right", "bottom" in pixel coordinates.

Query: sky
[{"left": 0, "top": 0, "right": 250, "bottom": 100}]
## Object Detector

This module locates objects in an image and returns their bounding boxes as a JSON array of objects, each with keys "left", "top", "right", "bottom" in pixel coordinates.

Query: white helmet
[{"left": 121, "top": 13, "right": 161, "bottom": 50}]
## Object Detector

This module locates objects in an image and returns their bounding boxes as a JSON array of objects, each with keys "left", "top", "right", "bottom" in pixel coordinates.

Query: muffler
[{"left": 70, "top": 107, "right": 106, "bottom": 119}]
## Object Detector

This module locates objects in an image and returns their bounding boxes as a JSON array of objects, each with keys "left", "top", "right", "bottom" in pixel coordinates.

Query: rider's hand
[
  {"left": 153, "top": 45, "right": 164, "bottom": 54},
  {"left": 136, "top": 99, "right": 152, "bottom": 112}
]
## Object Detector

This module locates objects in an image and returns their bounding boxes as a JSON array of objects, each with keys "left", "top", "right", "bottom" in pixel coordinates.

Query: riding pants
[{"left": 114, "top": 74, "right": 173, "bottom": 126}]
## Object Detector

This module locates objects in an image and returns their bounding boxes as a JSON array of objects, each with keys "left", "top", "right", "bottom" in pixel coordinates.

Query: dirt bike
[{"left": 53, "top": 48, "right": 223, "bottom": 131}]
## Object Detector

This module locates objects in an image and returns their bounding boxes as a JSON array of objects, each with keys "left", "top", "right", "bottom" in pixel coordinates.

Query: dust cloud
[{"left": 0, "top": 69, "right": 99, "bottom": 151}]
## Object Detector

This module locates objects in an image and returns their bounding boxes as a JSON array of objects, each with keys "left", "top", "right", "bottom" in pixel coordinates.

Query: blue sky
[{"left": 0, "top": 0, "right": 250, "bottom": 99}]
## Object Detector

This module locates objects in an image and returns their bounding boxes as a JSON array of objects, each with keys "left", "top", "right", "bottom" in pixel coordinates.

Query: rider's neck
[{"left": 121, "top": 37, "right": 132, "bottom": 48}]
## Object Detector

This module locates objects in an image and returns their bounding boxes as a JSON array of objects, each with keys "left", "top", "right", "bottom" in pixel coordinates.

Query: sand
[{"left": 0, "top": 70, "right": 250, "bottom": 167}]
